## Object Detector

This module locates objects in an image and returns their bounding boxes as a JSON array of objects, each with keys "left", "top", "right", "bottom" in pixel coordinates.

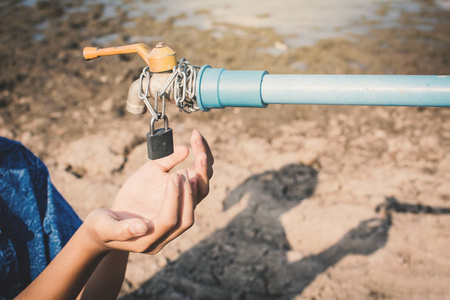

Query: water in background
[
  {"left": 23, "top": 0, "right": 450, "bottom": 49},
  {"left": 125, "top": 0, "right": 423, "bottom": 47}
]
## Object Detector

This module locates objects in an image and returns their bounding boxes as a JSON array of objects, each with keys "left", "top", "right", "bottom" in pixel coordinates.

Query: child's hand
[
  {"left": 84, "top": 170, "right": 194, "bottom": 254},
  {"left": 84, "top": 130, "right": 214, "bottom": 254}
]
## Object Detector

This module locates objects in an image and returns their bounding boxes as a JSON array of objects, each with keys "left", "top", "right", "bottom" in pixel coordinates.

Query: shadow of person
[
  {"left": 273, "top": 217, "right": 391, "bottom": 299},
  {"left": 122, "top": 164, "right": 391, "bottom": 300},
  {"left": 376, "top": 196, "right": 450, "bottom": 215}
]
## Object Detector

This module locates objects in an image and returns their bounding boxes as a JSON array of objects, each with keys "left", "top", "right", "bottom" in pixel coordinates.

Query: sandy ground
[{"left": 1, "top": 0, "right": 450, "bottom": 299}]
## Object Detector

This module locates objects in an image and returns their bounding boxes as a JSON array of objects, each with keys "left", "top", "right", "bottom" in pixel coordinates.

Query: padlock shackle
[
  {"left": 149, "top": 115, "right": 169, "bottom": 136},
  {"left": 195, "top": 65, "right": 450, "bottom": 110}
]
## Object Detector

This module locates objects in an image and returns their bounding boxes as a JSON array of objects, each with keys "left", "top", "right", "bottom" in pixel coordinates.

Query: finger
[
  {"left": 190, "top": 130, "right": 214, "bottom": 167},
  {"left": 190, "top": 177, "right": 198, "bottom": 208},
  {"left": 194, "top": 151, "right": 210, "bottom": 200},
  {"left": 152, "top": 173, "right": 182, "bottom": 238},
  {"left": 111, "top": 218, "right": 149, "bottom": 241},
  {"left": 153, "top": 145, "right": 189, "bottom": 172},
  {"left": 149, "top": 172, "right": 196, "bottom": 253},
  {"left": 176, "top": 171, "right": 196, "bottom": 231},
  {"left": 189, "top": 130, "right": 214, "bottom": 199}
]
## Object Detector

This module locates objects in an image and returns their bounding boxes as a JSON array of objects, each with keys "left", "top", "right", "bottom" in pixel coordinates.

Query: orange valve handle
[
  {"left": 82, "top": 42, "right": 177, "bottom": 73},
  {"left": 83, "top": 43, "right": 150, "bottom": 60}
]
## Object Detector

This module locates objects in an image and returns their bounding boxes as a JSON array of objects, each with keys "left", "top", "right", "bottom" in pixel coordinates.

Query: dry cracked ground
[{"left": 0, "top": 0, "right": 449, "bottom": 299}]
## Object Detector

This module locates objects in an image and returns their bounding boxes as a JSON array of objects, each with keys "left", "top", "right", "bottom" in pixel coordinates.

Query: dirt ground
[{"left": 1, "top": 0, "right": 450, "bottom": 299}]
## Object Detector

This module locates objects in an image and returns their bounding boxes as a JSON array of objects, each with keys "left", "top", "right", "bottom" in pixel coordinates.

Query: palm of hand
[
  {"left": 111, "top": 163, "right": 170, "bottom": 221},
  {"left": 94, "top": 131, "right": 213, "bottom": 254},
  {"left": 111, "top": 130, "right": 213, "bottom": 221}
]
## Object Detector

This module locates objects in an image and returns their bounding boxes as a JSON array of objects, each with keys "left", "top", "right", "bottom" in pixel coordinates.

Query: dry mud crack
[{"left": 1, "top": 0, "right": 449, "bottom": 299}]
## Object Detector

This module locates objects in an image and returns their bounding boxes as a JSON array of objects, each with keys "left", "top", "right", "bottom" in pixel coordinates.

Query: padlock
[{"left": 146, "top": 116, "right": 174, "bottom": 160}]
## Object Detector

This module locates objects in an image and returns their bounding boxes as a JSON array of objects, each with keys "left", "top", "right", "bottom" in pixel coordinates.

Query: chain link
[
  {"left": 138, "top": 66, "right": 160, "bottom": 120},
  {"left": 173, "top": 58, "right": 200, "bottom": 114},
  {"left": 137, "top": 58, "right": 200, "bottom": 123}
]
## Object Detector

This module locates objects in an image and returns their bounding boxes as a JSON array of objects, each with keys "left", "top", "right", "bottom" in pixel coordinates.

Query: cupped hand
[{"left": 85, "top": 130, "right": 214, "bottom": 254}]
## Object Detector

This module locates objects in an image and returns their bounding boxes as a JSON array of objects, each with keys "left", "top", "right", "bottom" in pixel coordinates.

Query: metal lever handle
[
  {"left": 82, "top": 42, "right": 177, "bottom": 73},
  {"left": 83, "top": 43, "right": 151, "bottom": 61}
]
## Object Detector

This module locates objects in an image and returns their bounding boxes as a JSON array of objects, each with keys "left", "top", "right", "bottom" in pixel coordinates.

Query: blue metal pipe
[{"left": 196, "top": 65, "right": 450, "bottom": 111}]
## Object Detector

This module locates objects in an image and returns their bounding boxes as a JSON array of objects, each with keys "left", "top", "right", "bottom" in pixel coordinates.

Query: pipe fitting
[
  {"left": 196, "top": 65, "right": 268, "bottom": 111},
  {"left": 126, "top": 73, "right": 174, "bottom": 115}
]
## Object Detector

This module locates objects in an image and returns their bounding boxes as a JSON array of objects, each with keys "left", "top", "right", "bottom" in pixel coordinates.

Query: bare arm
[
  {"left": 17, "top": 171, "right": 185, "bottom": 300},
  {"left": 16, "top": 222, "right": 110, "bottom": 300},
  {"left": 78, "top": 130, "right": 214, "bottom": 299},
  {"left": 77, "top": 251, "right": 128, "bottom": 300},
  {"left": 16, "top": 130, "right": 214, "bottom": 300}
]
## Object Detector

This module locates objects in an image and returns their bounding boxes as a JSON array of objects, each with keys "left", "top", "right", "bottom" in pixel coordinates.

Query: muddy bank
[{"left": 1, "top": 0, "right": 449, "bottom": 299}]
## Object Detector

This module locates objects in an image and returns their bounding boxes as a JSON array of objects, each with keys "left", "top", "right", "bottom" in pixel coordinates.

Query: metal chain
[
  {"left": 173, "top": 58, "right": 200, "bottom": 114},
  {"left": 138, "top": 66, "right": 161, "bottom": 121},
  {"left": 137, "top": 58, "right": 200, "bottom": 123}
]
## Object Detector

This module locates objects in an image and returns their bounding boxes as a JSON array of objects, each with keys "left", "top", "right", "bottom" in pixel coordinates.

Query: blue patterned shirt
[{"left": 0, "top": 137, "right": 82, "bottom": 299}]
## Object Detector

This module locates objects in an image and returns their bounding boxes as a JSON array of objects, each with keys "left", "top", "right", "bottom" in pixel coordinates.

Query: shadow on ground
[
  {"left": 376, "top": 196, "right": 450, "bottom": 215},
  {"left": 121, "top": 164, "right": 394, "bottom": 300}
]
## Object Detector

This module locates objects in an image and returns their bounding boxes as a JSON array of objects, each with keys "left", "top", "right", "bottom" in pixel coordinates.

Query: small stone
[
  {"left": 297, "top": 151, "right": 318, "bottom": 165},
  {"left": 100, "top": 98, "right": 114, "bottom": 112}
]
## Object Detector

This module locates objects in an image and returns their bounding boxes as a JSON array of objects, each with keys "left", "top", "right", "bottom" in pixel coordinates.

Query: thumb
[
  {"left": 153, "top": 145, "right": 189, "bottom": 172},
  {"left": 111, "top": 218, "right": 149, "bottom": 241}
]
